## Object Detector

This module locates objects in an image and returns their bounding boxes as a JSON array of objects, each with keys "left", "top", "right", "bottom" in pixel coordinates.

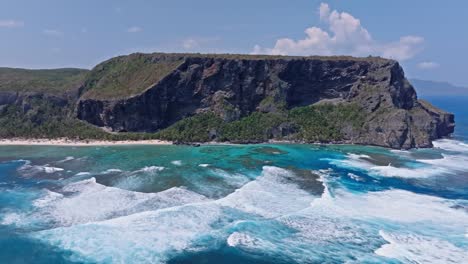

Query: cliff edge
[
  {"left": 76, "top": 53, "right": 454, "bottom": 149},
  {"left": 0, "top": 53, "right": 455, "bottom": 149}
]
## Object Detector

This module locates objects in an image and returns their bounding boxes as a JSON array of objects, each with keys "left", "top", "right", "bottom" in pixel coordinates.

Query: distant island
[
  {"left": 410, "top": 79, "right": 468, "bottom": 97},
  {"left": 0, "top": 53, "right": 455, "bottom": 149}
]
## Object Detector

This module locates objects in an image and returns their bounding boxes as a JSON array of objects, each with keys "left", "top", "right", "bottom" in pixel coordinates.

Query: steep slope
[
  {"left": 0, "top": 68, "right": 111, "bottom": 139},
  {"left": 77, "top": 53, "right": 454, "bottom": 149}
]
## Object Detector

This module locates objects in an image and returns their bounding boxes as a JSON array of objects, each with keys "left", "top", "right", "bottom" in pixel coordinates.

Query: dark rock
[{"left": 72, "top": 54, "right": 455, "bottom": 149}]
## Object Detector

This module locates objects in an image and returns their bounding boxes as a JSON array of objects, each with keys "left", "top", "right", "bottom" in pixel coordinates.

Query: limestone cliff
[{"left": 76, "top": 53, "right": 454, "bottom": 149}]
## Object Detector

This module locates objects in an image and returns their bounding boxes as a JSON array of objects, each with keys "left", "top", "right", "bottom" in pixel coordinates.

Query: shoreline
[
  {"left": 0, "top": 138, "right": 173, "bottom": 146},
  {"left": 0, "top": 137, "right": 458, "bottom": 149}
]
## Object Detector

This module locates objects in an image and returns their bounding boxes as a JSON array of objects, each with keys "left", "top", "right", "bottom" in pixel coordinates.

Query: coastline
[
  {"left": 0, "top": 138, "right": 173, "bottom": 146},
  {"left": 0, "top": 137, "right": 456, "bottom": 150}
]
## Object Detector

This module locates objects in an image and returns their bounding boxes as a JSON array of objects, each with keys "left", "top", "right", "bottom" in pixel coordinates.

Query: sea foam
[
  {"left": 35, "top": 201, "right": 222, "bottom": 263},
  {"left": 327, "top": 153, "right": 459, "bottom": 178},
  {"left": 218, "top": 166, "right": 316, "bottom": 218},
  {"left": 375, "top": 230, "right": 468, "bottom": 263},
  {"left": 433, "top": 139, "right": 468, "bottom": 153},
  {"left": 31, "top": 177, "right": 209, "bottom": 227}
]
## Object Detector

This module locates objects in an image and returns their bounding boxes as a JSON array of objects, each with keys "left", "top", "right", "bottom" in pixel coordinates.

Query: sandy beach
[{"left": 0, "top": 138, "right": 173, "bottom": 146}]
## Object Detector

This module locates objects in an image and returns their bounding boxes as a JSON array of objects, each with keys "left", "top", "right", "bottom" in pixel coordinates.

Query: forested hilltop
[{"left": 0, "top": 53, "right": 455, "bottom": 149}]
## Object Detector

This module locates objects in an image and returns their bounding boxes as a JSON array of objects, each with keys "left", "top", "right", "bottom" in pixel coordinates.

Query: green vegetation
[
  {"left": 0, "top": 98, "right": 107, "bottom": 139},
  {"left": 124, "top": 52, "right": 389, "bottom": 62},
  {"left": 289, "top": 103, "right": 364, "bottom": 142},
  {"left": 82, "top": 53, "right": 184, "bottom": 100},
  {"left": 221, "top": 112, "right": 287, "bottom": 141},
  {"left": 0, "top": 52, "right": 375, "bottom": 143},
  {"left": 156, "top": 103, "right": 365, "bottom": 143},
  {"left": 157, "top": 113, "right": 223, "bottom": 142},
  {"left": 0, "top": 68, "right": 88, "bottom": 94},
  {"left": 0, "top": 97, "right": 161, "bottom": 140}
]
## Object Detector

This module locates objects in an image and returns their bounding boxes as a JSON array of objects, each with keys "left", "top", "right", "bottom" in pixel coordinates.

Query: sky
[{"left": 1, "top": 0, "right": 467, "bottom": 86}]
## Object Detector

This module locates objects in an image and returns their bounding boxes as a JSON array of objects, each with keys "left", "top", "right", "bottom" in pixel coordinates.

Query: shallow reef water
[{"left": 0, "top": 96, "right": 467, "bottom": 263}]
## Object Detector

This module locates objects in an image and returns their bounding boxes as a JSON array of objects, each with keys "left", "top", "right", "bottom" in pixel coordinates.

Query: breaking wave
[
  {"left": 327, "top": 151, "right": 468, "bottom": 178},
  {"left": 4, "top": 161, "right": 467, "bottom": 263},
  {"left": 17, "top": 160, "right": 64, "bottom": 177},
  {"left": 433, "top": 139, "right": 468, "bottom": 153},
  {"left": 218, "top": 166, "right": 316, "bottom": 218},
  {"left": 29, "top": 177, "right": 209, "bottom": 227},
  {"left": 375, "top": 230, "right": 468, "bottom": 263}
]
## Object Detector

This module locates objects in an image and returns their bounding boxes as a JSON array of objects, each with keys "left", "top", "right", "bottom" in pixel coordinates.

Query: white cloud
[
  {"left": 252, "top": 3, "right": 424, "bottom": 61},
  {"left": 0, "top": 20, "right": 24, "bottom": 28},
  {"left": 417, "top": 61, "right": 439, "bottom": 70},
  {"left": 181, "top": 37, "right": 221, "bottom": 50},
  {"left": 182, "top": 38, "right": 199, "bottom": 50},
  {"left": 43, "top": 29, "right": 63, "bottom": 37},
  {"left": 127, "top": 26, "right": 142, "bottom": 33}
]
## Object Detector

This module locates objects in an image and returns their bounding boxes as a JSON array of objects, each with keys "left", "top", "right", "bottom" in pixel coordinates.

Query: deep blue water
[{"left": 0, "top": 96, "right": 467, "bottom": 263}]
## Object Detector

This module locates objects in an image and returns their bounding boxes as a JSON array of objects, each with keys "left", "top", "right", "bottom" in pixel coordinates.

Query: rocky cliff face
[{"left": 76, "top": 54, "right": 454, "bottom": 149}]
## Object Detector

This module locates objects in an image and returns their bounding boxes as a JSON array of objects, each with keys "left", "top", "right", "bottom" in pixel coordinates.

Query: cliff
[
  {"left": 76, "top": 53, "right": 454, "bottom": 149},
  {"left": 0, "top": 53, "right": 455, "bottom": 149}
]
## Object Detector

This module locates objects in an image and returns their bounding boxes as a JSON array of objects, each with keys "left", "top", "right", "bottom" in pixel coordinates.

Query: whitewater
[
  {"left": 0, "top": 134, "right": 466, "bottom": 264},
  {"left": 0, "top": 96, "right": 466, "bottom": 264}
]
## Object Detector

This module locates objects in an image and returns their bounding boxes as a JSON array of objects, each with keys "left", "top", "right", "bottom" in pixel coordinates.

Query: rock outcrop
[{"left": 76, "top": 53, "right": 454, "bottom": 149}]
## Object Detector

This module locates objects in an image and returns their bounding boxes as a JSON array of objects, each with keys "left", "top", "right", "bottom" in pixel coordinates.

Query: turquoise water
[{"left": 1, "top": 97, "right": 467, "bottom": 263}]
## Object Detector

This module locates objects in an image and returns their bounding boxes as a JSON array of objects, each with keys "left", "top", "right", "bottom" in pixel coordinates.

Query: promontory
[{"left": 0, "top": 53, "right": 455, "bottom": 149}]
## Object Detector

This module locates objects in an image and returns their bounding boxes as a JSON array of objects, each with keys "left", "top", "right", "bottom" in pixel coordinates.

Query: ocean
[{"left": 0, "top": 96, "right": 467, "bottom": 264}]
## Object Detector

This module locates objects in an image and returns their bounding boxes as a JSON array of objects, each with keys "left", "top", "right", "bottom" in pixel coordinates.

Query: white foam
[
  {"left": 227, "top": 232, "right": 269, "bottom": 249},
  {"left": 218, "top": 166, "right": 315, "bottom": 218},
  {"left": 348, "top": 173, "right": 364, "bottom": 182},
  {"left": 31, "top": 178, "right": 209, "bottom": 227},
  {"left": 171, "top": 160, "right": 182, "bottom": 166},
  {"left": 199, "top": 164, "right": 210, "bottom": 167},
  {"left": 17, "top": 162, "right": 64, "bottom": 177},
  {"left": 328, "top": 153, "right": 452, "bottom": 178},
  {"left": 211, "top": 168, "right": 250, "bottom": 187},
  {"left": 267, "top": 171, "right": 468, "bottom": 262},
  {"left": 56, "top": 156, "right": 75, "bottom": 163},
  {"left": 36, "top": 202, "right": 222, "bottom": 263},
  {"left": 113, "top": 166, "right": 165, "bottom": 190},
  {"left": 101, "top": 169, "right": 123, "bottom": 174},
  {"left": 370, "top": 164, "right": 448, "bottom": 178},
  {"left": 75, "top": 172, "right": 91, "bottom": 176},
  {"left": 0, "top": 212, "right": 21, "bottom": 225},
  {"left": 375, "top": 230, "right": 468, "bottom": 263},
  {"left": 135, "top": 166, "right": 164, "bottom": 173},
  {"left": 33, "top": 190, "right": 63, "bottom": 208},
  {"left": 433, "top": 139, "right": 468, "bottom": 153},
  {"left": 418, "top": 154, "right": 468, "bottom": 171},
  {"left": 303, "top": 187, "right": 468, "bottom": 225},
  {"left": 43, "top": 166, "right": 64, "bottom": 173}
]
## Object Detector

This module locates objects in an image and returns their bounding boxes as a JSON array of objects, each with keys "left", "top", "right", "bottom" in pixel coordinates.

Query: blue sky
[{"left": 1, "top": 0, "right": 467, "bottom": 86}]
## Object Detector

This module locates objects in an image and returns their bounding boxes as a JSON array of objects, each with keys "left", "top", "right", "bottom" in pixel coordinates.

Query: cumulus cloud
[
  {"left": 0, "top": 20, "right": 24, "bottom": 28},
  {"left": 127, "top": 26, "right": 142, "bottom": 33},
  {"left": 43, "top": 29, "right": 63, "bottom": 37},
  {"left": 417, "top": 61, "right": 439, "bottom": 70},
  {"left": 252, "top": 3, "right": 424, "bottom": 61}
]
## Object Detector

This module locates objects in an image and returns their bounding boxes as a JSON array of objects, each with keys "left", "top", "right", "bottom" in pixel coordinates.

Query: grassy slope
[
  {"left": 0, "top": 68, "right": 88, "bottom": 94},
  {"left": 82, "top": 53, "right": 185, "bottom": 100}
]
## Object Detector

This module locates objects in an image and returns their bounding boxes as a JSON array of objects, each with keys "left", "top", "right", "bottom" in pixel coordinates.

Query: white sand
[{"left": 0, "top": 138, "right": 172, "bottom": 146}]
